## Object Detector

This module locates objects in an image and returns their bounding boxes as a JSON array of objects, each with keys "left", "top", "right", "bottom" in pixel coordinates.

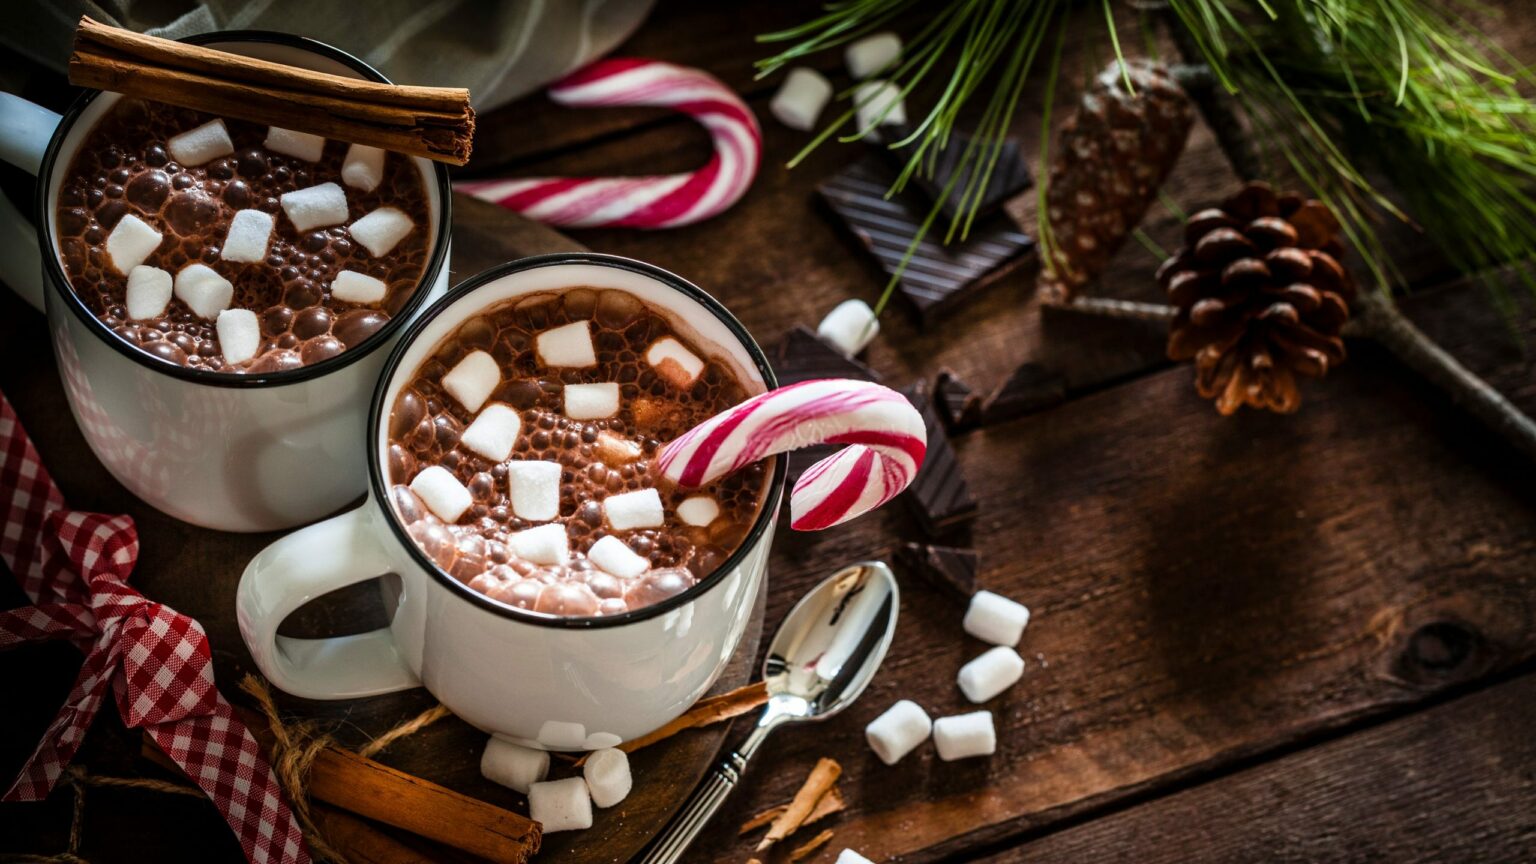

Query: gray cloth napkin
[{"left": 6, "top": 0, "right": 656, "bottom": 110}]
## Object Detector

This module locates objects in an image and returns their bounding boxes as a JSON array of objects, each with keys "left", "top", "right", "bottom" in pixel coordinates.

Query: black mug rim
[
  {"left": 32, "top": 30, "right": 453, "bottom": 390},
  {"left": 366, "top": 254, "right": 788, "bottom": 630}
]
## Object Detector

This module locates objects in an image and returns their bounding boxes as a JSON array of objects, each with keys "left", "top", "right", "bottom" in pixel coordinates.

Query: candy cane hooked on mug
[
  {"left": 656, "top": 379, "right": 927, "bottom": 531},
  {"left": 457, "top": 58, "right": 761, "bottom": 229}
]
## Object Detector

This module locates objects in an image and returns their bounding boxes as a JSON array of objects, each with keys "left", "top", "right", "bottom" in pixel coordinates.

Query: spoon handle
[{"left": 637, "top": 750, "right": 749, "bottom": 864}]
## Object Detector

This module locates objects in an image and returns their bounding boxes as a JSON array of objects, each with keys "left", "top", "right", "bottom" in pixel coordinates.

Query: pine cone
[
  {"left": 1161, "top": 182, "right": 1354, "bottom": 415},
  {"left": 1040, "top": 59, "right": 1194, "bottom": 301}
]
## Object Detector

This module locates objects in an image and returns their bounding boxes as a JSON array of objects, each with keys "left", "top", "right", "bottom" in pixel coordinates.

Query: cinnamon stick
[
  {"left": 574, "top": 681, "right": 768, "bottom": 767},
  {"left": 789, "top": 828, "right": 835, "bottom": 862},
  {"left": 68, "top": 16, "right": 473, "bottom": 164},
  {"left": 738, "top": 785, "right": 845, "bottom": 835},
  {"left": 757, "top": 758, "right": 842, "bottom": 852},
  {"left": 142, "top": 724, "right": 540, "bottom": 863}
]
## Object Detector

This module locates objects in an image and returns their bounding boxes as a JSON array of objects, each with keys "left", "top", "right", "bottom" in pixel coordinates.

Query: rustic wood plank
[{"left": 977, "top": 670, "right": 1536, "bottom": 863}]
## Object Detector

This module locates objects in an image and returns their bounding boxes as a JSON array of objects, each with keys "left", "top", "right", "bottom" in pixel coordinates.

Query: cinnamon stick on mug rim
[{"left": 68, "top": 16, "right": 473, "bottom": 164}]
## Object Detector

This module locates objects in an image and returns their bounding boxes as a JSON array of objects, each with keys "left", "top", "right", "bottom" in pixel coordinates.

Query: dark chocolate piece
[
  {"left": 934, "top": 368, "right": 983, "bottom": 433},
  {"left": 902, "top": 379, "right": 978, "bottom": 535},
  {"left": 897, "top": 542, "right": 979, "bottom": 600},
  {"left": 879, "top": 125, "right": 1033, "bottom": 221},
  {"left": 817, "top": 154, "right": 1035, "bottom": 323},
  {"left": 982, "top": 362, "right": 1067, "bottom": 425},
  {"left": 769, "top": 325, "right": 879, "bottom": 488}
]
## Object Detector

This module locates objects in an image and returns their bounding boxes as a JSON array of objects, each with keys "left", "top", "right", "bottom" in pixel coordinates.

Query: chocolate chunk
[
  {"left": 818, "top": 154, "right": 1035, "bottom": 323},
  {"left": 982, "top": 362, "right": 1067, "bottom": 424},
  {"left": 897, "top": 542, "right": 979, "bottom": 600},
  {"left": 935, "top": 368, "right": 983, "bottom": 433},
  {"left": 769, "top": 325, "right": 880, "bottom": 488},
  {"left": 769, "top": 325, "right": 880, "bottom": 387},
  {"left": 902, "top": 379, "right": 978, "bottom": 535},
  {"left": 879, "top": 125, "right": 1033, "bottom": 221}
]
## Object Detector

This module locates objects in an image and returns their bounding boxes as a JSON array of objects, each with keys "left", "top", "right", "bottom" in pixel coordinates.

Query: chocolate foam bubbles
[
  {"left": 386, "top": 287, "right": 771, "bottom": 617},
  {"left": 54, "top": 98, "right": 431, "bottom": 373}
]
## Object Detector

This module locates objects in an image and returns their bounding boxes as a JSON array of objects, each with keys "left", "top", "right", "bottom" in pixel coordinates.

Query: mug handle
[
  {"left": 0, "top": 92, "right": 62, "bottom": 312},
  {"left": 237, "top": 505, "right": 421, "bottom": 699}
]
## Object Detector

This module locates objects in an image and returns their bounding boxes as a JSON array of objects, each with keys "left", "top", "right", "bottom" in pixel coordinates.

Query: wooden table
[{"left": 5, "top": 2, "right": 1536, "bottom": 861}]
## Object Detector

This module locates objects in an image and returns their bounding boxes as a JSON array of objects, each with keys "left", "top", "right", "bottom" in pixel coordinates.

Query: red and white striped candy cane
[
  {"left": 457, "top": 58, "right": 761, "bottom": 229},
  {"left": 657, "top": 379, "right": 927, "bottom": 531}
]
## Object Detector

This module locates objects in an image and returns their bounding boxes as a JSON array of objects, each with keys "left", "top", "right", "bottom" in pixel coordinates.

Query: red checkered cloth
[{"left": 0, "top": 392, "right": 309, "bottom": 864}]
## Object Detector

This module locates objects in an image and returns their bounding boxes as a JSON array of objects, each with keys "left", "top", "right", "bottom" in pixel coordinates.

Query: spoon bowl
[{"left": 639, "top": 561, "right": 899, "bottom": 863}]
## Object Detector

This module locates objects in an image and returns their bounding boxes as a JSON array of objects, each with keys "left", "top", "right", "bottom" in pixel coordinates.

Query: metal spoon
[{"left": 639, "top": 560, "right": 899, "bottom": 864}]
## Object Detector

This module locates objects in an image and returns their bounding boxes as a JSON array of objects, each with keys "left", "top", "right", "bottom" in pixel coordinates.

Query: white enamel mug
[
  {"left": 237, "top": 255, "right": 788, "bottom": 749},
  {"left": 0, "top": 32, "right": 451, "bottom": 532}
]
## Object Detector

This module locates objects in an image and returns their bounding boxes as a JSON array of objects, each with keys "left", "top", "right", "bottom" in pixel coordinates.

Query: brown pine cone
[
  {"left": 1040, "top": 59, "right": 1194, "bottom": 302},
  {"left": 1161, "top": 182, "right": 1354, "bottom": 415}
]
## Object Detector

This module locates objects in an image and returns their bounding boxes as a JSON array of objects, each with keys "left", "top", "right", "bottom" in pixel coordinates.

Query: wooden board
[
  {"left": 0, "top": 193, "right": 766, "bottom": 864},
  {"left": 982, "top": 670, "right": 1536, "bottom": 863}
]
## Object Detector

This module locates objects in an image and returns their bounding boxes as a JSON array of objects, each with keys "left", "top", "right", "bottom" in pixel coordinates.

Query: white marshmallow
[
  {"left": 932, "top": 710, "right": 996, "bottom": 761},
  {"left": 167, "top": 119, "right": 233, "bottom": 167},
  {"left": 817, "top": 299, "right": 880, "bottom": 356},
  {"left": 836, "top": 851, "right": 876, "bottom": 864},
  {"left": 585, "top": 732, "right": 622, "bottom": 750},
  {"left": 963, "top": 590, "right": 1031, "bottom": 647},
  {"left": 864, "top": 699, "right": 932, "bottom": 766},
  {"left": 603, "top": 488, "right": 664, "bottom": 531},
  {"left": 461, "top": 403, "right": 522, "bottom": 462},
  {"left": 528, "top": 777, "right": 592, "bottom": 833},
  {"left": 770, "top": 67, "right": 833, "bottom": 132},
  {"left": 588, "top": 535, "right": 650, "bottom": 579},
  {"left": 645, "top": 337, "right": 704, "bottom": 388},
  {"left": 510, "top": 523, "right": 568, "bottom": 566},
  {"left": 676, "top": 496, "right": 719, "bottom": 527},
  {"left": 507, "top": 460, "right": 562, "bottom": 521},
  {"left": 957, "top": 646, "right": 1025, "bottom": 703},
  {"left": 216, "top": 308, "right": 261, "bottom": 365},
  {"left": 564, "top": 382, "right": 620, "bottom": 420},
  {"left": 105, "top": 214, "right": 163, "bottom": 273},
  {"left": 264, "top": 127, "right": 326, "bottom": 162},
  {"left": 410, "top": 465, "right": 473, "bottom": 523},
  {"left": 220, "top": 209, "right": 274, "bottom": 263},
  {"left": 280, "top": 182, "right": 349, "bottom": 232},
  {"left": 855, "top": 80, "right": 907, "bottom": 141},
  {"left": 582, "top": 748, "right": 632, "bottom": 809},
  {"left": 595, "top": 431, "right": 643, "bottom": 465},
  {"left": 330, "top": 270, "right": 387, "bottom": 304},
  {"left": 349, "top": 206, "right": 413, "bottom": 257},
  {"left": 442, "top": 350, "right": 500, "bottom": 412},
  {"left": 124, "top": 266, "right": 172, "bottom": 320},
  {"left": 846, "top": 32, "right": 902, "bottom": 79},
  {"left": 480, "top": 738, "right": 549, "bottom": 794},
  {"left": 173, "top": 264, "right": 233, "bottom": 319},
  {"left": 538, "top": 719, "right": 588, "bottom": 750},
  {"left": 536, "top": 321, "right": 597, "bottom": 368},
  {"left": 342, "top": 143, "right": 386, "bottom": 192}
]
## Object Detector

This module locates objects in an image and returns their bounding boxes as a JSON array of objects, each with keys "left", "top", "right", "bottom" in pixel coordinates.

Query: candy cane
[
  {"left": 457, "top": 58, "right": 761, "bottom": 229},
  {"left": 657, "top": 379, "right": 927, "bottom": 531}
]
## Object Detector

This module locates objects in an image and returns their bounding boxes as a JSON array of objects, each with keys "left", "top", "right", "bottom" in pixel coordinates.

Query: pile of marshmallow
[
  {"left": 481, "top": 738, "right": 631, "bottom": 833},
  {"left": 406, "top": 320, "right": 722, "bottom": 574},
  {"left": 770, "top": 32, "right": 907, "bottom": 140},
  {"left": 107, "top": 119, "right": 413, "bottom": 365},
  {"left": 864, "top": 590, "right": 1031, "bottom": 765}
]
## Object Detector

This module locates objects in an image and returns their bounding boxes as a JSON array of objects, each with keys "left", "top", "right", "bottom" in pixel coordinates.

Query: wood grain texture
[{"left": 979, "top": 671, "right": 1536, "bottom": 863}]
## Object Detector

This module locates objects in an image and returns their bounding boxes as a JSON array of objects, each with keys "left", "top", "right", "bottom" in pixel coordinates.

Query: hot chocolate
[
  {"left": 385, "top": 287, "right": 770, "bottom": 617},
  {"left": 54, "top": 98, "right": 431, "bottom": 373}
]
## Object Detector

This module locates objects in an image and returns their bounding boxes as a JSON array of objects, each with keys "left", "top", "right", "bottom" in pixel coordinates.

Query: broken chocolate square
[
  {"left": 879, "top": 125, "right": 1033, "bottom": 222},
  {"left": 818, "top": 154, "right": 1035, "bottom": 324},
  {"left": 896, "top": 542, "right": 979, "bottom": 600},
  {"left": 981, "top": 362, "right": 1067, "bottom": 425},
  {"left": 934, "top": 368, "right": 983, "bottom": 433},
  {"left": 902, "top": 378, "right": 978, "bottom": 535}
]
